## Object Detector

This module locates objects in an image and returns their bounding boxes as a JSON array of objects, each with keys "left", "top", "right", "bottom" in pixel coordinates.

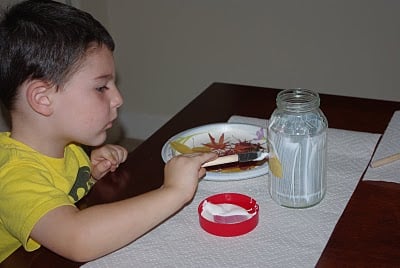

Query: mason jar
[{"left": 267, "top": 89, "right": 328, "bottom": 208}]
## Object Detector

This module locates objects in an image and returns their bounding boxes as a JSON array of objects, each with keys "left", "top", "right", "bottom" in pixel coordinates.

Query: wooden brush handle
[
  {"left": 370, "top": 153, "right": 400, "bottom": 168},
  {"left": 202, "top": 154, "right": 239, "bottom": 167}
]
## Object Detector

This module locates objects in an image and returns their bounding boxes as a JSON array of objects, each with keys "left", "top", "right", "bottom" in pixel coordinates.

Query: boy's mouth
[{"left": 106, "top": 117, "right": 117, "bottom": 129}]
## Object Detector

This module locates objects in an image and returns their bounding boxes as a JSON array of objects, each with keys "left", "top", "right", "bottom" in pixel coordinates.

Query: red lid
[{"left": 198, "top": 193, "right": 259, "bottom": 237}]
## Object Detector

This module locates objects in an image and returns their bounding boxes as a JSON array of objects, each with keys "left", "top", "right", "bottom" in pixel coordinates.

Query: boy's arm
[{"left": 30, "top": 152, "right": 217, "bottom": 262}]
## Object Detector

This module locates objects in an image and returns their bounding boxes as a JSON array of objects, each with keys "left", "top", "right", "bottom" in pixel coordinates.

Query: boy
[{"left": 0, "top": 0, "right": 216, "bottom": 262}]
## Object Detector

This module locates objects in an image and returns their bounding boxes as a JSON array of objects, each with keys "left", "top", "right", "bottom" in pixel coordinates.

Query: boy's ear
[{"left": 26, "top": 80, "right": 55, "bottom": 116}]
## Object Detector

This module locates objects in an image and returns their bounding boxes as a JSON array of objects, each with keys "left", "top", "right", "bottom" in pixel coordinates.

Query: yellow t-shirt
[{"left": 0, "top": 132, "right": 93, "bottom": 262}]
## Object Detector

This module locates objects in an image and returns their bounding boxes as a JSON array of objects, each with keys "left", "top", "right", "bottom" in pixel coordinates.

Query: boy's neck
[
  {"left": 10, "top": 116, "right": 67, "bottom": 158},
  {"left": 11, "top": 132, "right": 67, "bottom": 158}
]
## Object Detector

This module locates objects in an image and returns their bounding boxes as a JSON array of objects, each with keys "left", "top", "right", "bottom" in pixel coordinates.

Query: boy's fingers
[
  {"left": 198, "top": 152, "right": 218, "bottom": 163},
  {"left": 109, "top": 148, "right": 127, "bottom": 163}
]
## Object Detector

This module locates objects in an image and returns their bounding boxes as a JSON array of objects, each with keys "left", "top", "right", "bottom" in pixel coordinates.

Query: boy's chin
[{"left": 84, "top": 134, "right": 108, "bottom": 147}]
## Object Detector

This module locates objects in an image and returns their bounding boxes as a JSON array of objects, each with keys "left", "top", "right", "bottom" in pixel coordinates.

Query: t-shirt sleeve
[{"left": 0, "top": 164, "right": 75, "bottom": 251}]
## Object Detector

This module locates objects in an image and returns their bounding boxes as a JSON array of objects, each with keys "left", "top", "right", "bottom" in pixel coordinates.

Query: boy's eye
[{"left": 96, "top": 86, "right": 109, "bottom": 93}]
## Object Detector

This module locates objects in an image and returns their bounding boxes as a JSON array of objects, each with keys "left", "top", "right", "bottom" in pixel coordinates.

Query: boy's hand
[
  {"left": 91, "top": 144, "right": 128, "bottom": 180},
  {"left": 163, "top": 152, "right": 217, "bottom": 202}
]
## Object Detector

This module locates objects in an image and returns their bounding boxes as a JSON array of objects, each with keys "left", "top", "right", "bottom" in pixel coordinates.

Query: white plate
[{"left": 161, "top": 123, "right": 269, "bottom": 181}]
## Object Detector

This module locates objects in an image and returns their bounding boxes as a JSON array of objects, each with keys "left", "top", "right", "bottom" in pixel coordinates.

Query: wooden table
[{"left": 2, "top": 83, "right": 400, "bottom": 267}]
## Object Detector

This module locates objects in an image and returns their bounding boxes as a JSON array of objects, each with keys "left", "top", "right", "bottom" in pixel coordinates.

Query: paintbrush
[{"left": 202, "top": 151, "right": 268, "bottom": 167}]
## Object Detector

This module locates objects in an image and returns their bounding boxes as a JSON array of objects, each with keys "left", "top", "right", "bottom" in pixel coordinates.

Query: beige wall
[
  {"left": 80, "top": 0, "right": 400, "bottom": 140},
  {"left": 2, "top": 1, "right": 400, "bottom": 140}
]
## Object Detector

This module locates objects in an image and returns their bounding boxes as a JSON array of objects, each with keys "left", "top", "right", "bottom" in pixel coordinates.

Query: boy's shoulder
[
  {"left": 0, "top": 132, "right": 41, "bottom": 164},
  {"left": 0, "top": 133, "right": 88, "bottom": 167},
  {"left": 0, "top": 132, "right": 33, "bottom": 161}
]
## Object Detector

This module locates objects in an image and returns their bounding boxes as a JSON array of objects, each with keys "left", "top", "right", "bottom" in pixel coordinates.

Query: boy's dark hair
[{"left": 0, "top": 0, "right": 115, "bottom": 111}]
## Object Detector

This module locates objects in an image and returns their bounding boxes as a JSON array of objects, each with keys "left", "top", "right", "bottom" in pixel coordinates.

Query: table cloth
[{"left": 83, "top": 116, "right": 380, "bottom": 268}]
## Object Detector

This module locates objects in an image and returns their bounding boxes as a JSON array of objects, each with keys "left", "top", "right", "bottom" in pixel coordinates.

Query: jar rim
[{"left": 276, "top": 88, "right": 320, "bottom": 112}]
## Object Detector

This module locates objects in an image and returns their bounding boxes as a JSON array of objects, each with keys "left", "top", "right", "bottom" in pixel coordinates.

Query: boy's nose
[{"left": 111, "top": 88, "right": 123, "bottom": 108}]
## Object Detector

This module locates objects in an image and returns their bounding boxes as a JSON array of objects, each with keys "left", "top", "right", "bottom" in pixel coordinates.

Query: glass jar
[{"left": 267, "top": 89, "right": 328, "bottom": 208}]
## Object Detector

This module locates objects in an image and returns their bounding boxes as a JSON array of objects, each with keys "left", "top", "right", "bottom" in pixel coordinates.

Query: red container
[{"left": 198, "top": 193, "right": 259, "bottom": 237}]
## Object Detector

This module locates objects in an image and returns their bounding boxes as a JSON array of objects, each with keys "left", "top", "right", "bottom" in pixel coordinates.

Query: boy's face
[{"left": 52, "top": 46, "right": 123, "bottom": 146}]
